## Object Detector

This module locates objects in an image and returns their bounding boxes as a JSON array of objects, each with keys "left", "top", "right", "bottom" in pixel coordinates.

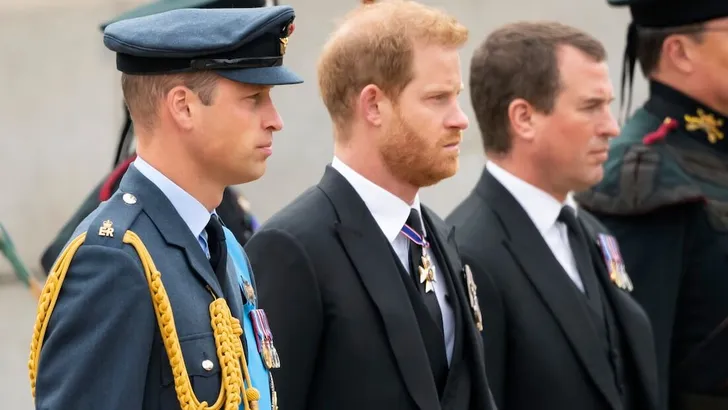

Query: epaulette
[
  {"left": 81, "top": 190, "right": 145, "bottom": 249},
  {"left": 29, "top": 188, "right": 263, "bottom": 410},
  {"left": 575, "top": 112, "right": 705, "bottom": 216}
]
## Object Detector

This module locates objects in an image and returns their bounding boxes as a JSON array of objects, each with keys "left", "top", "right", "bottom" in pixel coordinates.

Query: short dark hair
[
  {"left": 121, "top": 72, "right": 219, "bottom": 131},
  {"left": 636, "top": 23, "right": 705, "bottom": 77},
  {"left": 469, "top": 21, "right": 606, "bottom": 155}
]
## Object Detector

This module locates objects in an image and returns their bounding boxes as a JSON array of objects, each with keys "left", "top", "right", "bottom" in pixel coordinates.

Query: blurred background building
[{"left": 0, "top": 0, "right": 646, "bottom": 407}]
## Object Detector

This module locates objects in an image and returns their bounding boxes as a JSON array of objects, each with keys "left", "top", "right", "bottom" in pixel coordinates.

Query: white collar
[
  {"left": 486, "top": 161, "right": 577, "bottom": 234},
  {"left": 331, "top": 156, "right": 424, "bottom": 243}
]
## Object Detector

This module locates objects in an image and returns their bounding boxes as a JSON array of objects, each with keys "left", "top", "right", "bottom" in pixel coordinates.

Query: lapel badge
[
  {"left": 464, "top": 264, "right": 484, "bottom": 331},
  {"left": 596, "top": 233, "right": 634, "bottom": 292},
  {"left": 98, "top": 220, "right": 115, "bottom": 237},
  {"left": 684, "top": 108, "right": 724, "bottom": 144},
  {"left": 418, "top": 253, "right": 437, "bottom": 293},
  {"left": 243, "top": 280, "right": 256, "bottom": 305}
]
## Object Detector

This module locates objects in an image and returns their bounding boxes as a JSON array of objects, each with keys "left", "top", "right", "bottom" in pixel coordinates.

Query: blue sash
[{"left": 223, "top": 227, "right": 272, "bottom": 410}]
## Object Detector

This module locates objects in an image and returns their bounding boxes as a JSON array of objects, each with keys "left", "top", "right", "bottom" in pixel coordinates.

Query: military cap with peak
[
  {"left": 608, "top": 0, "right": 728, "bottom": 28},
  {"left": 103, "top": 5, "right": 302, "bottom": 86}
]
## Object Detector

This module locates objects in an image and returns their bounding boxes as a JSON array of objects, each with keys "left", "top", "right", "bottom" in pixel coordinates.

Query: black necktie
[
  {"left": 406, "top": 209, "right": 445, "bottom": 336},
  {"left": 205, "top": 214, "right": 228, "bottom": 285},
  {"left": 557, "top": 206, "right": 603, "bottom": 311}
]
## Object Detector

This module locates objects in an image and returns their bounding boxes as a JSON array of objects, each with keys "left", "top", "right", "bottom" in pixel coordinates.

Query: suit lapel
[
  {"left": 422, "top": 208, "right": 491, "bottom": 407},
  {"left": 581, "top": 216, "right": 659, "bottom": 409},
  {"left": 476, "top": 168, "right": 621, "bottom": 410},
  {"left": 119, "top": 165, "right": 224, "bottom": 297},
  {"left": 421, "top": 209, "right": 465, "bottom": 364},
  {"left": 318, "top": 166, "right": 440, "bottom": 410}
]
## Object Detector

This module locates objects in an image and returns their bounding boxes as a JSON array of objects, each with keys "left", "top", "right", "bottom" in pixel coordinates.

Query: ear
[
  {"left": 358, "top": 84, "right": 387, "bottom": 127},
  {"left": 507, "top": 98, "right": 536, "bottom": 141},
  {"left": 662, "top": 35, "right": 697, "bottom": 74},
  {"left": 165, "top": 86, "right": 195, "bottom": 131}
]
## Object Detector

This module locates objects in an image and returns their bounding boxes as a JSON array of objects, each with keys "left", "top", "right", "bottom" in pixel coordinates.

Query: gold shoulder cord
[{"left": 28, "top": 231, "right": 261, "bottom": 410}]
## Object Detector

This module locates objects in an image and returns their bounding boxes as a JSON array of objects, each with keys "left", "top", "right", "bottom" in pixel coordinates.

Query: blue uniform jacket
[{"left": 33, "top": 165, "right": 253, "bottom": 409}]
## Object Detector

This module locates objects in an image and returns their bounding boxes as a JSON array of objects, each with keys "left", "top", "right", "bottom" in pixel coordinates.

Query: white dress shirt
[
  {"left": 486, "top": 161, "right": 584, "bottom": 292},
  {"left": 332, "top": 156, "right": 455, "bottom": 364}
]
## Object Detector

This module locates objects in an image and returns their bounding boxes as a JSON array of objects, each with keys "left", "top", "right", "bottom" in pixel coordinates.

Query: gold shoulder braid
[{"left": 28, "top": 230, "right": 261, "bottom": 410}]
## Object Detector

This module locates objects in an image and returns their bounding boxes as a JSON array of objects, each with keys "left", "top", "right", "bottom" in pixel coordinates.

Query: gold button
[
  {"left": 122, "top": 193, "right": 137, "bottom": 205},
  {"left": 202, "top": 360, "right": 214, "bottom": 371}
]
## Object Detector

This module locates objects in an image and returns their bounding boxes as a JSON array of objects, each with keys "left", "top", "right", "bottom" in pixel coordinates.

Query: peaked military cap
[
  {"left": 609, "top": 0, "right": 728, "bottom": 28},
  {"left": 100, "top": 0, "right": 266, "bottom": 30},
  {"left": 103, "top": 5, "right": 302, "bottom": 86}
]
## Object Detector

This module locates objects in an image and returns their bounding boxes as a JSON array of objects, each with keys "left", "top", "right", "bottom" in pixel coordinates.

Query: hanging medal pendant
[
  {"left": 270, "top": 342, "right": 281, "bottom": 368},
  {"left": 243, "top": 280, "right": 256, "bottom": 306},
  {"left": 260, "top": 310, "right": 281, "bottom": 369},
  {"left": 270, "top": 374, "right": 279, "bottom": 410},
  {"left": 262, "top": 340, "right": 274, "bottom": 369},
  {"left": 418, "top": 252, "right": 436, "bottom": 293},
  {"left": 610, "top": 260, "right": 622, "bottom": 288},
  {"left": 251, "top": 309, "right": 281, "bottom": 369},
  {"left": 619, "top": 265, "right": 634, "bottom": 292}
]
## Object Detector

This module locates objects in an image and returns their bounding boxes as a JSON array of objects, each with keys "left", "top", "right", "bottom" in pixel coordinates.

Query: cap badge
[{"left": 280, "top": 36, "right": 288, "bottom": 56}]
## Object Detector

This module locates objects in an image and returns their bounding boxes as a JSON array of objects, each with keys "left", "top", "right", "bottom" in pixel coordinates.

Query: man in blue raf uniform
[
  {"left": 575, "top": 1, "right": 728, "bottom": 409},
  {"left": 38, "top": 0, "right": 269, "bottom": 276},
  {"left": 28, "top": 5, "right": 302, "bottom": 410}
]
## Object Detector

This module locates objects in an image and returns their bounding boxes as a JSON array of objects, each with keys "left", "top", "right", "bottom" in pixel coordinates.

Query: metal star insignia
[{"left": 418, "top": 255, "right": 436, "bottom": 293}]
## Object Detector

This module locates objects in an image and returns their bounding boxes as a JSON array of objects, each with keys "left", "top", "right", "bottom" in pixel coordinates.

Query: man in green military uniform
[{"left": 575, "top": 1, "right": 728, "bottom": 409}]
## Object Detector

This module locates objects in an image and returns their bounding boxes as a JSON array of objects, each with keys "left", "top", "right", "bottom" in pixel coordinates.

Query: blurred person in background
[{"left": 577, "top": 1, "right": 728, "bottom": 409}]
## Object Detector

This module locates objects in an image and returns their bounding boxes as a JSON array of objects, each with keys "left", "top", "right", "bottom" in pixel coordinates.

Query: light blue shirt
[{"left": 133, "top": 156, "right": 213, "bottom": 254}]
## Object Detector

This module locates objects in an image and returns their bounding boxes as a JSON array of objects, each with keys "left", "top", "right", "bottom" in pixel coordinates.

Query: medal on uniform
[
  {"left": 250, "top": 309, "right": 281, "bottom": 369},
  {"left": 242, "top": 280, "right": 256, "bottom": 306},
  {"left": 597, "top": 233, "right": 634, "bottom": 292},
  {"left": 463, "top": 265, "right": 484, "bottom": 331},
  {"left": 418, "top": 254, "right": 436, "bottom": 293},
  {"left": 401, "top": 223, "right": 436, "bottom": 293}
]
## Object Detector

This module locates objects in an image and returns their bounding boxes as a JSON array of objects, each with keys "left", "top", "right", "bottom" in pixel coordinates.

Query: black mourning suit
[
  {"left": 446, "top": 167, "right": 659, "bottom": 410},
  {"left": 244, "top": 165, "right": 497, "bottom": 410}
]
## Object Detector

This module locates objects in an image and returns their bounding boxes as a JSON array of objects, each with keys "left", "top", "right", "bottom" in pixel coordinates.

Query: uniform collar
[
  {"left": 133, "top": 156, "right": 213, "bottom": 240},
  {"left": 645, "top": 80, "right": 728, "bottom": 153},
  {"left": 486, "top": 161, "right": 577, "bottom": 234},
  {"left": 331, "top": 156, "right": 424, "bottom": 243}
]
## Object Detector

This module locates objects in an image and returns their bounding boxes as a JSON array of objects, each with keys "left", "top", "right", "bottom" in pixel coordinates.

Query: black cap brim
[{"left": 216, "top": 65, "right": 303, "bottom": 86}]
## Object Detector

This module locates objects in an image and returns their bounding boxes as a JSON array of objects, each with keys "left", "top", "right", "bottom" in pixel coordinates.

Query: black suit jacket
[
  {"left": 446, "top": 167, "right": 659, "bottom": 410},
  {"left": 244, "top": 165, "right": 496, "bottom": 410}
]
